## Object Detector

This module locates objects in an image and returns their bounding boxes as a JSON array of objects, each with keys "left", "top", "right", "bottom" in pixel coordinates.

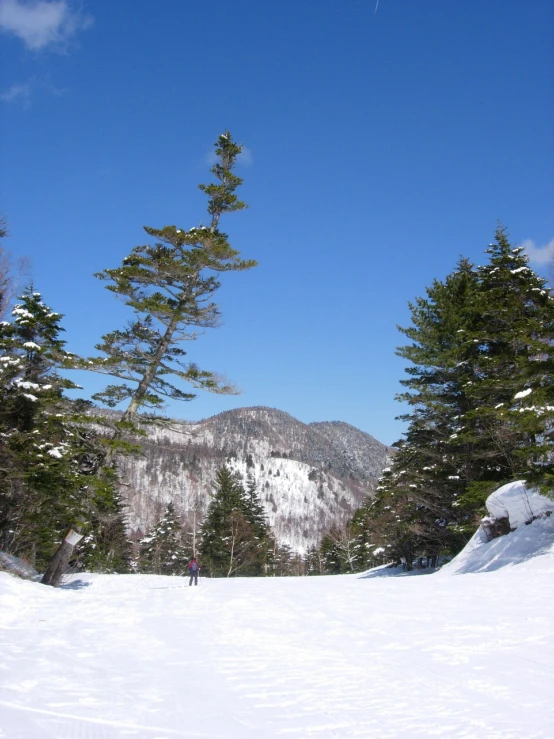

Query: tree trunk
[
  {"left": 121, "top": 311, "right": 182, "bottom": 424},
  {"left": 41, "top": 529, "right": 83, "bottom": 587}
]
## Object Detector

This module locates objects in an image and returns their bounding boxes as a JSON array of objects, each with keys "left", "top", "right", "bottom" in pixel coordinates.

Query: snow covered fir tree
[
  {"left": 346, "top": 227, "right": 554, "bottom": 570},
  {"left": 200, "top": 466, "right": 274, "bottom": 577},
  {"left": 0, "top": 290, "right": 129, "bottom": 572},
  {"left": 138, "top": 502, "right": 188, "bottom": 575}
]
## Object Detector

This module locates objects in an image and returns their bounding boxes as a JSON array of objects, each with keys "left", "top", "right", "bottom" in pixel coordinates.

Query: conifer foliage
[
  {"left": 319, "top": 525, "right": 359, "bottom": 574},
  {"left": 363, "top": 227, "right": 554, "bottom": 566},
  {"left": 83, "top": 132, "right": 256, "bottom": 434},
  {"left": 0, "top": 291, "right": 129, "bottom": 571},
  {"left": 200, "top": 466, "right": 272, "bottom": 577},
  {"left": 313, "top": 502, "right": 379, "bottom": 575},
  {"left": 138, "top": 502, "right": 188, "bottom": 575},
  {"left": 79, "top": 485, "right": 131, "bottom": 574},
  {"left": 463, "top": 231, "right": 554, "bottom": 494},
  {"left": 244, "top": 472, "right": 271, "bottom": 543}
]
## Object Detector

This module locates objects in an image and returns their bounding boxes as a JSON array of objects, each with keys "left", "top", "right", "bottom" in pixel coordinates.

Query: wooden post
[{"left": 41, "top": 529, "right": 84, "bottom": 587}]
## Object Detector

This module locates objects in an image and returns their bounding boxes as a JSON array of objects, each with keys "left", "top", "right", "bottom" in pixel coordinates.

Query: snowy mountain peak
[{"left": 116, "top": 406, "right": 391, "bottom": 551}]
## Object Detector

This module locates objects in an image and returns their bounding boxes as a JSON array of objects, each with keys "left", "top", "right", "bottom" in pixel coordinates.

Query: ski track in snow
[{"left": 1, "top": 550, "right": 553, "bottom": 738}]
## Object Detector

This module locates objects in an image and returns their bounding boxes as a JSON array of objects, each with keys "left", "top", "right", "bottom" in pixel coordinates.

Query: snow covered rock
[
  {"left": 0, "top": 551, "right": 39, "bottom": 580},
  {"left": 441, "top": 481, "right": 554, "bottom": 575},
  {"left": 485, "top": 479, "right": 553, "bottom": 528}
]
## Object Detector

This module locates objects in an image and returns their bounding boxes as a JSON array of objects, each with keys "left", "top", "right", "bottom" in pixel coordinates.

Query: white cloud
[
  {"left": 0, "top": 75, "right": 69, "bottom": 106},
  {"left": 522, "top": 238, "right": 554, "bottom": 266},
  {"left": 0, "top": 0, "right": 92, "bottom": 51},
  {"left": 0, "top": 80, "right": 32, "bottom": 104}
]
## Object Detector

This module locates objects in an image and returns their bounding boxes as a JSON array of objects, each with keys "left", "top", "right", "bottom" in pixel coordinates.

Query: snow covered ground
[
  {"left": 2, "top": 489, "right": 554, "bottom": 738},
  {"left": 1, "top": 540, "right": 553, "bottom": 737}
]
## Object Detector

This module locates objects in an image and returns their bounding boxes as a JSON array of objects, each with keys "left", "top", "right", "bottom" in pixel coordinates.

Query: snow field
[{"left": 1, "top": 521, "right": 554, "bottom": 739}]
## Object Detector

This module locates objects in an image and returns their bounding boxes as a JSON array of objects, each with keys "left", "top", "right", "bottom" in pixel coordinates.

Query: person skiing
[{"left": 188, "top": 556, "right": 200, "bottom": 586}]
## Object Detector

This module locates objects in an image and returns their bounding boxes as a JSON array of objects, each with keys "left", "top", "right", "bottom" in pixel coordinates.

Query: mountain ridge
[{"left": 114, "top": 406, "right": 392, "bottom": 551}]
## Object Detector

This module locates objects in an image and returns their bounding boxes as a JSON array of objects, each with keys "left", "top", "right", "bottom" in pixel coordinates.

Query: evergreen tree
[
  {"left": 367, "top": 260, "right": 482, "bottom": 561},
  {"left": 243, "top": 472, "right": 275, "bottom": 573},
  {"left": 0, "top": 291, "right": 84, "bottom": 568},
  {"left": 364, "top": 461, "right": 433, "bottom": 568},
  {"left": 318, "top": 525, "right": 359, "bottom": 574},
  {"left": 82, "top": 133, "right": 256, "bottom": 444},
  {"left": 348, "top": 499, "right": 381, "bottom": 572},
  {"left": 244, "top": 472, "right": 270, "bottom": 539},
  {"left": 79, "top": 485, "right": 131, "bottom": 573},
  {"left": 270, "top": 543, "right": 304, "bottom": 576},
  {"left": 304, "top": 544, "right": 324, "bottom": 575},
  {"left": 459, "top": 228, "right": 554, "bottom": 497},
  {"left": 363, "top": 227, "right": 554, "bottom": 564},
  {"left": 139, "top": 502, "right": 188, "bottom": 575},
  {"left": 200, "top": 466, "right": 267, "bottom": 577},
  {"left": 0, "top": 291, "right": 129, "bottom": 571}
]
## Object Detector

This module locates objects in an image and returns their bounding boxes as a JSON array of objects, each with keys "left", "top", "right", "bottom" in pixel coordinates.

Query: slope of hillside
[
  {"left": 113, "top": 406, "right": 390, "bottom": 550},
  {"left": 2, "top": 521, "right": 553, "bottom": 738},
  {"left": 309, "top": 419, "right": 392, "bottom": 480}
]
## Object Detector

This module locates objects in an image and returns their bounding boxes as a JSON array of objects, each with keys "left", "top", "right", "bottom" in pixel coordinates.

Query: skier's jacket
[{"left": 188, "top": 559, "right": 199, "bottom": 573}]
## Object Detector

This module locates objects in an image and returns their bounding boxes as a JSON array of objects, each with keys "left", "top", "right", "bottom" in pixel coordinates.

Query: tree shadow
[
  {"left": 60, "top": 578, "right": 92, "bottom": 590},
  {"left": 358, "top": 564, "right": 438, "bottom": 579}
]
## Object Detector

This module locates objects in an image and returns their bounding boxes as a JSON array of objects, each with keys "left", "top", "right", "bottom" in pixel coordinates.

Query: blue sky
[{"left": 1, "top": 0, "right": 553, "bottom": 445}]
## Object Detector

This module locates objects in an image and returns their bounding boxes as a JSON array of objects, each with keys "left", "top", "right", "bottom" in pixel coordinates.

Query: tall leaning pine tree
[{"left": 84, "top": 132, "right": 256, "bottom": 454}]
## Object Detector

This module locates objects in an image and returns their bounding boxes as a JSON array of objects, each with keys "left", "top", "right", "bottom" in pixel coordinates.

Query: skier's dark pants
[{"left": 189, "top": 572, "right": 198, "bottom": 586}]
